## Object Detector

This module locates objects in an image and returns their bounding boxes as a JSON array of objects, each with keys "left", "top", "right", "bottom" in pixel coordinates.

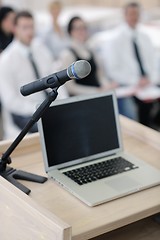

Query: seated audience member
[
  {"left": 0, "top": 11, "right": 68, "bottom": 139},
  {"left": 103, "top": 2, "right": 159, "bottom": 125},
  {"left": 0, "top": 6, "right": 15, "bottom": 52},
  {"left": 60, "top": 16, "right": 115, "bottom": 96},
  {"left": 43, "top": 0, "right": 69, "bottom": 59},
  {"left": 0, "top": 6, "right": 16, "bottom": 114}
]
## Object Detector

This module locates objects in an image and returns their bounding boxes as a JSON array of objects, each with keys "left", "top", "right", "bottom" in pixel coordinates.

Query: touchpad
[{"left": 105, "top": 176, "right": 139, "bottom": 192}]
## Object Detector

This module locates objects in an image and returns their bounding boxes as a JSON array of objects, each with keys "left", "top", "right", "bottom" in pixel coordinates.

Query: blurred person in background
[
  {"left": 0, "top": 6, "right": 15, "bottom": 52},
  {"left": 0, "top": 6, "right": 16, "bottom": 132},
  {"left": 60, "top": 16, "right": 116, "bottom": 96},
  {"left": 0, "top": 10, "right": 68, "bottom": 139},
  {"left": 43, "top": 0, "right": 69, "bottom": 60},
  {"left": 103, "top": 2, "right": 159, "bottom": 126}
]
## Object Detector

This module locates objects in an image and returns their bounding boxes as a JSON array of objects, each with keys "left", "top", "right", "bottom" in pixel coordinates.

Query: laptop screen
[{"left": 39, "top": 92, "right": 121, "bottom": 169}]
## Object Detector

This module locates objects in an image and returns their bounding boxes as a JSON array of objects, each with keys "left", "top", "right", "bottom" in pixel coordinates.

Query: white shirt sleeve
[
  {"left": 102, "top": 27, "right": 159, "bottom": 86},
  {"left": 0, "top": 43, "right": 45, "bottom": 115},
  {"left": 102, "top": 37, "right": 139, "bottom": 85}
]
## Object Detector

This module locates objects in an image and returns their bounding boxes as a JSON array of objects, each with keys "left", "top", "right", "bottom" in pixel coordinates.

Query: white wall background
[{"left": 2, "top": 0, "right": 52, "bottom": 11}]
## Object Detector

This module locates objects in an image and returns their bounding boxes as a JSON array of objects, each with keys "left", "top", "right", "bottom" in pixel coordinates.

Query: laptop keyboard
[{"left": 63, "top": 157, "right": 138, "bottom": 185}]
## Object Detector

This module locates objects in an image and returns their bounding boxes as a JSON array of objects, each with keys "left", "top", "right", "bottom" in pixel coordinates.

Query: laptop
[{"left": 38, "top": 91, "right": 160, "bottom": 206}]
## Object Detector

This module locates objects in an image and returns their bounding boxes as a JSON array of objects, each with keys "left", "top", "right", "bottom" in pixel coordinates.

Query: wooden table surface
[{"left": 0, "top": 116, "right": 160, "bottom": 240}]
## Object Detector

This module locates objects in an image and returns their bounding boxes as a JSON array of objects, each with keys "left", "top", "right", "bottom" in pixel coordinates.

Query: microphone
[{"left": 20, "top": 60, "right": 91, "bottom": 96}]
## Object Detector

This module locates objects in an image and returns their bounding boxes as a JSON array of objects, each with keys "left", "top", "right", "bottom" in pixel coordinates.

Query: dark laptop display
[{"left": 41, "top": 95, "right": 120, "bottom": 167}]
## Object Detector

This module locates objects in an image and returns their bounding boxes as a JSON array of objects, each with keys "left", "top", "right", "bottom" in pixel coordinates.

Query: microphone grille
[{"left": 68, "top": 60, "right": 91, "bottom": 79}]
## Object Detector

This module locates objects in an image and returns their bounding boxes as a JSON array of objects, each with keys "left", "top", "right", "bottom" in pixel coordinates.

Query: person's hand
[
  {"left": 137, "top": 77, "right": 150, "bottom": 88},
  {"left": 109, "top": 82, "right": 119, "bottom": 89},
  {"left": 99, "top": 82, "right": 119, "bottom": 92}
]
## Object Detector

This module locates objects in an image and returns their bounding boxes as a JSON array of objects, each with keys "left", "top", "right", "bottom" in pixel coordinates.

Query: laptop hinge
[{"left": 59, "top": 153, "right": 117, "bottom": 170}]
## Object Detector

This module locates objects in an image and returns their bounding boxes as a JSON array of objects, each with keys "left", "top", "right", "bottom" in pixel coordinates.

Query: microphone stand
[{"left": 0, "top": 88, "right": 58, "bottom": 194}]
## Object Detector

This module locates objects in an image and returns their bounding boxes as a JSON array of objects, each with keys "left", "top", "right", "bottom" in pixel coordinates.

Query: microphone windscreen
[{"left": 68, "top": 60, "right": 91, "bottom": 79}]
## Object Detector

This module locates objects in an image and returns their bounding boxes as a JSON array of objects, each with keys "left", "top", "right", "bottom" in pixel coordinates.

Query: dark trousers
[
  {"left": 152, "top": 100, "right": 160, "bottom": 126},
  {"left": 134, "top": 97, "right": 154, "bottom": 127},
  {"left": 11, "top": 113, "right": 38, "bottom": 133}
]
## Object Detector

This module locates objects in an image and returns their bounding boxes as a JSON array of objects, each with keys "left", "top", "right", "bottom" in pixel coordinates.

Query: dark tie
[
  {"left": 28, "top": 51, "right": 48, "bottom": 96},
  {"left": 28, "top": 51, "right": 40, "bottom": 79},
  {"left": 132, "top": 38, "right": 146, "bottom": 77}
]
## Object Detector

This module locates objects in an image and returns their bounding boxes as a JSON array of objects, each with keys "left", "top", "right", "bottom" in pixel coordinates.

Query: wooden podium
[
  {"left": 0, "top": 177, "right": 71, "bottom": 240},
  {"left": 0, "top": 116, "right": 160, "bottom": 240}
]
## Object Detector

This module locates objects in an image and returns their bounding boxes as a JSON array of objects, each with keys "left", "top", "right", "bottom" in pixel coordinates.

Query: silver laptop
[{"left": 38, "top": 91, "right": 160, "bottom": 206}]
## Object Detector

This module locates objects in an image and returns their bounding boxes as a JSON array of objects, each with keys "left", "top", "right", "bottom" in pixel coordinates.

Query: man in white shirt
[
  {"left": 0, "top": 11, "right": 68, "bottom": 139},
  {"left": 104, "top": 2, "right": 159, "bottom": 126}
]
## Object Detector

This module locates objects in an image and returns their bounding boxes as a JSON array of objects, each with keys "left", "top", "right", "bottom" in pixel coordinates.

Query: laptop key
[{"left": 63, "top": 157, "right": 139, "bottom": 185}]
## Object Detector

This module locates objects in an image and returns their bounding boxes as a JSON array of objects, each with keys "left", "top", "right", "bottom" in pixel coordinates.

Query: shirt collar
[
  {"left": 14, "top": 39, "right": 32, "bottom": 57},
  {"left": 122, "top": 23, "right": 139, "bottom": 40}
]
